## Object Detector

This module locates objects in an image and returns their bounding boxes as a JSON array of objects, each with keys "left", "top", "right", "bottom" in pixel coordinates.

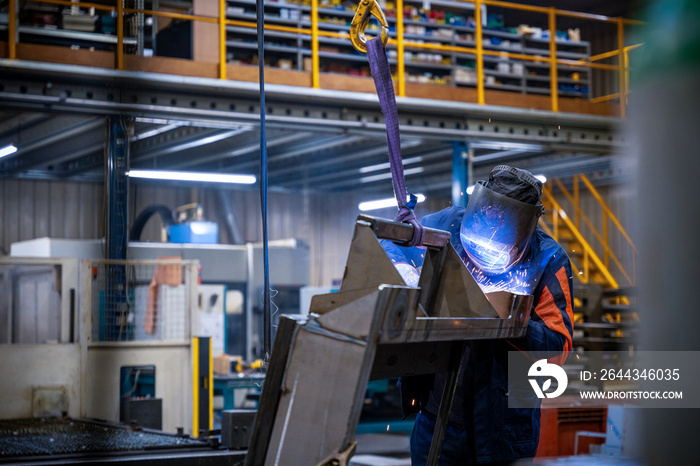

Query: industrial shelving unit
[
  {"left": 1, "top": 0, "right": 592, "bottom": 97},
  {"left": 0, "top": 0, "right": 155, "bottom": 53},
  {"left": 223, "top": 0, "right": 591, "bottom": 96}
]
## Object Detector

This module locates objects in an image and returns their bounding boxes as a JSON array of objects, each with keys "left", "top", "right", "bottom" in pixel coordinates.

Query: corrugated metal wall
[
  {"left": 580, "top": 21, "right": 621, "bottom": 99},
  {"left": 1, "top": 178, "right": 636, "bottom": 287},
  {"left": 0, "top": 180, "right": 104, "bottom": 255}
]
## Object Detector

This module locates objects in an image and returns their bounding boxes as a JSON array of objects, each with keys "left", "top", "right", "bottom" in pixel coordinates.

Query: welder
[{"left": 382, "top": 165, "right": 574, "bottom": 465}]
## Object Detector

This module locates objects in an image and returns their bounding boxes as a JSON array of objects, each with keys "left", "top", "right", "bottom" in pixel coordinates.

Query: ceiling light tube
[
  {"left": 359, "top": 194, "right": 426, "bottom": 212},
  {"left": 0, "top": 144, "right": 18, "bottom": 158},
  {"left": 360, "top": 167, "right": 425, "bottom": 184},
  {"left": 127, "top": 169, "right": 256, "bottom": 184},
  {"left": 359, "top": 156, "right": 424, "bottom": 174}
]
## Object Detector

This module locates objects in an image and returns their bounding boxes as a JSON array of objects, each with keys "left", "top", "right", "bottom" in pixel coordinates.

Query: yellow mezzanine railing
[
  {"left": 539, "top": 174, "right": 636, "bottom": 290},
  {"left": 6, "top": 0, "right": 642, "bottom": 115}
]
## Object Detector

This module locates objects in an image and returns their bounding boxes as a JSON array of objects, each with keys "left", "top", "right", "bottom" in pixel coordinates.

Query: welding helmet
[{"left": 459, "top": 167, "right": 544, "bottom": 274}]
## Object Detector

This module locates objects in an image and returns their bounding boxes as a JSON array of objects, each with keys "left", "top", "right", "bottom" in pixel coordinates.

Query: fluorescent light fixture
[
  {"left": 359, "top": 194, "right": 426, "bottom": 212},
  {"left": 360, "top": 167, "right": 424, "bottom": 184},
  {"left": 469, "top": 141, "right": 543, "bottom": 152},
  {"left": 359, "top": 156, "right": 424, "bottom": 174},
  {"left": 0, "top": 144, "right": 18, "bottom": 158},
  {"left": 127, "top": 169, "right": 256, "bottom": 184}
]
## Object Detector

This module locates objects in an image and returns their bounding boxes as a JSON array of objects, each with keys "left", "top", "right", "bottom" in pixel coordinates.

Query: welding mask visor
[{"left": 460, "top": 181, "right": 543, "bottom": 274}]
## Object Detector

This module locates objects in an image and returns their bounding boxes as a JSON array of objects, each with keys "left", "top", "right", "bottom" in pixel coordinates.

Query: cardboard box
[{"left": 214, "top": 354, "right": 232, "bottom": 374}]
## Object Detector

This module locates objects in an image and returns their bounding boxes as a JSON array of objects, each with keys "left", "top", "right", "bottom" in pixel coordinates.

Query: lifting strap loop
[{"left": 366, "top": 37, "right": 425, "bottom": 247}]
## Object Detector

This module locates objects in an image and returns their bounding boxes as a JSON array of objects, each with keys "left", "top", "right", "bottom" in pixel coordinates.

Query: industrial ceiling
[{"left": 0, "top": 59, "right": 626, "bottom": 197}]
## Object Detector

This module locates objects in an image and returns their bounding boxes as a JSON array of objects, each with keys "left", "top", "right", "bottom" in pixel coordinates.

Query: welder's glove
[{"left": 394, "top": 262, "right": 421, "bottom": 287}]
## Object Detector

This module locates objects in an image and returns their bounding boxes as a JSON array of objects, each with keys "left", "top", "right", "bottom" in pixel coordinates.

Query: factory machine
[
  {"left": 0, "top": 207, "right": 309, "bottom": 464},
  {"left": 0, "top": 214, "right": 528, "bottom": 464}
]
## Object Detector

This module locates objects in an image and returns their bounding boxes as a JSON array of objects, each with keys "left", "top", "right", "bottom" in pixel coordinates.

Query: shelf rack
[{"left": 0, "top": 0, "right": 643, "bottom": 114}]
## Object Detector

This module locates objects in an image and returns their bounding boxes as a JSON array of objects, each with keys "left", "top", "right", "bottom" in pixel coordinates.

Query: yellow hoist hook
[{"left": 350, "top": 0, "right": 389, "bottom": 54}]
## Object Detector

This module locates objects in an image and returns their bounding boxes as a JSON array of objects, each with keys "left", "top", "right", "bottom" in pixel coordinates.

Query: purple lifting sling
[{"left": 366, "top": 37, "right": 425, "bottom": 247}]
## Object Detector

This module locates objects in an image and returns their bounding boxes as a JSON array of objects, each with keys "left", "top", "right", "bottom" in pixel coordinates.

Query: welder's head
[{"left": 459, "top": 165, "right": 544, "bottom": 274}]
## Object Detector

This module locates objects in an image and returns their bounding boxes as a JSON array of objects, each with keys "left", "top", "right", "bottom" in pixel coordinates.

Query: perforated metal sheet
[{"left": 0, "top": 418, "right": 206, "bottom": 458}]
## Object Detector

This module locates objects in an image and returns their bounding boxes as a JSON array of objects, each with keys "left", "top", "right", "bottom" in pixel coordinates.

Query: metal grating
[
  {"left": 0, "top": 418, "right": 206, "bottom": 458},
  {"left": 88, "top": 259, "right": 196, "bottom": 342}
]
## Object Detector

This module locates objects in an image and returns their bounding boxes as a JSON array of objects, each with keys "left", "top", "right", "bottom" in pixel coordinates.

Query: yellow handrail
[
  {"left": 553, "top": 178, "right": 634, "bottom": 286},
  {"left": 475, "top": 0, "right": 485, "bottom": 105},
  {"left": 219, "top": 0, "right": 227, "bottom": 80},
  {"left": 579, "top": 174, "right": 636, "bottom": 254},
  {"left": 548, "top": 7, "right": 558, "bottom": 112},
  {"left": 617, "top": 17, "right": 626, "bottom": 118},
  {"left": 6, "top": 0, "right": 642, "bottom": 115},
  {"left": 542, "top": 183, "right": 620, "bottom": 288},
  {"left": 116, "top": 0, "right": 124, "bottom": 70},
  {"left": 396, "top": 0, "right": 405, "bottom": 97},
  {"left": 312, "top": 0, "right": 320, "bottom": 88},
  {"left": 8, "top": 0, "right": 16, "bottom": 59}
]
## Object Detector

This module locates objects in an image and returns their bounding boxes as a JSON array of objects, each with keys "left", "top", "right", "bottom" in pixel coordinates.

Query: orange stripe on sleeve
[
  {"left": 535, "top": 286, "right": 572, "bottom": 365},
  {"left": 555, "top": 267, "right": 575, "bottom": 335}
]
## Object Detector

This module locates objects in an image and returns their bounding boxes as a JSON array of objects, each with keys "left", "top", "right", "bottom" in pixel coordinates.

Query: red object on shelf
[
  {"left": 30, "top": 13, "right": 57, "bottom": 26},
  {"left": 537, "top": 396, "right": 609, "bottom": 458}
]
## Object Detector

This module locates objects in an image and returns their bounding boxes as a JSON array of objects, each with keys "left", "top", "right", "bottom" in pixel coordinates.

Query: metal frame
[
  {"left": 246, "top": 215, "right": 532, "bottom": 465},
  {"left": 0, "top": 60, "right": 620, "bottom": 145}
]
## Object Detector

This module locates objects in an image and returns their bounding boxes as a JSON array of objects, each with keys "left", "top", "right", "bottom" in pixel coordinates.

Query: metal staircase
[
  {"left": 538, "top": 174, "right": 636, "bottom": 290},
  {"left": 538, "top": 174, "right": 638, "bottom": 347}
]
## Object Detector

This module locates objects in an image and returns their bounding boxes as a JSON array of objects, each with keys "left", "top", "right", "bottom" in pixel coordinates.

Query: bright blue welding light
[{"left": 460, "top": 230, "right": 511, "bottom": 274}]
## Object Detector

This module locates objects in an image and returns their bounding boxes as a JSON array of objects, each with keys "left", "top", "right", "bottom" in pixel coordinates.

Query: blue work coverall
[{"left": 382, "top": 206, "right": 574, "bottom": 465}]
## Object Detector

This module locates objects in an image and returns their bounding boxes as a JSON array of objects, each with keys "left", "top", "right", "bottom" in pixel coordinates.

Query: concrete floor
[{"left": 352, "top": 433, "right": 411, "bottom": 466}]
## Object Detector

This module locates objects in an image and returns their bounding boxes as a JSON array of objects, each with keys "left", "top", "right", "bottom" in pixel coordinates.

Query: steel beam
[
  {"left": 105, "top": 116, "right": 129, "bottom": 341},
  {"left": 0, "top": 60, "right": 621, "bottom": 151},
  {"left": 451, "top": 142, "right": 469, "bottom": 207}
]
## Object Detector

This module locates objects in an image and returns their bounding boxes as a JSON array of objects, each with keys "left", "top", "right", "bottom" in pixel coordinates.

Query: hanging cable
[{"left": 256, "top": 0, "right": 272, "bottom": 360}]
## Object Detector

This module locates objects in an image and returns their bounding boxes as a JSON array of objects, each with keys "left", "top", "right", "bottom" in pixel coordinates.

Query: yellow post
[
  {"left": 192, "top": 336, "right": 213, "bottom": 436},
  {"left": 219, "top": 0, "right": 227, "bottom": 79},
  {"left": 617, "top": 17, "right": 626, "bottom": 118},
  {"left": 397, "top": 0, "right": 405, "bottom": 97},
  {"left": 311, "top": 0, "right": 320, "bottom": 88},
  {"left": 548, "top": 7, "right": 559, "bottom": 112},
  {"left": 117, "top": 0, "right": 124, "bottom": 70},
  {"left": 573, "top": 175, "right": 580, "bottom": 229},
  {"left": 475, "top": 0, "right": 485, "bottom": 105},
  {"left": 623, "top": 48, "right": 630, "bottom": 103},
  {"left": 208, "top": 337, "right": 213, "bottom": 431},
  {"left": 8, "top": 0, "right": 16, "bottom": 59},
  {"left": 192, "top": 337, "right": 200, "bottom": 436}
]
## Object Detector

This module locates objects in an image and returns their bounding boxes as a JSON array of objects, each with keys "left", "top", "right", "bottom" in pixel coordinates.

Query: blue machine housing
[{"left": 169, "top": 221, "right": 219, "bottom": 244}]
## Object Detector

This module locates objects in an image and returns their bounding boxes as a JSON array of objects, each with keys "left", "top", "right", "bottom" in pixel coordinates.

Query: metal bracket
[{"left": 316, "top": 441, "right": 358, "bottom": 466}]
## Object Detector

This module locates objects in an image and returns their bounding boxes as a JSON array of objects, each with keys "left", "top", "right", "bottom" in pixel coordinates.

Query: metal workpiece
[{"left": 245, "top": 215, "right": 532, "bottom": 466}]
